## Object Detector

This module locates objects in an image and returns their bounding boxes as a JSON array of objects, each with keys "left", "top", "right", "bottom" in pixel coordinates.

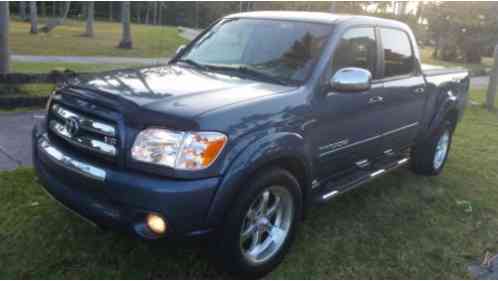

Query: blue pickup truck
[{"left": 33, "top": 12, "right": 469, "bottom": 277}]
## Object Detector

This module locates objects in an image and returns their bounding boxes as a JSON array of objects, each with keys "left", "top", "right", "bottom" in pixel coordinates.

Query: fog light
[{"left": 146, "top": 213, "right": 167, "bottom": 235}]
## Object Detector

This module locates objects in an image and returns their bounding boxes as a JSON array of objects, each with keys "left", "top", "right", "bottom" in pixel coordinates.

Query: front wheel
[
  {"left": 411, "top": 121, "right": 453, "bottom": 175},
  {"left": 211, "top": 168, "right": 302, "bottom": 278}
]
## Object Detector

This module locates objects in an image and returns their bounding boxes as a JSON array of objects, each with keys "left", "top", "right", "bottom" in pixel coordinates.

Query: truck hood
[{"left": 68, "top": 65, "right": 295, "bottom": 118}]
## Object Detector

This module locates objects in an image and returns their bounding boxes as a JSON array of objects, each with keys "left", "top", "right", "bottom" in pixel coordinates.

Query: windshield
[{"left": 178, "top": 18, "right": 333, "bottom": 84}]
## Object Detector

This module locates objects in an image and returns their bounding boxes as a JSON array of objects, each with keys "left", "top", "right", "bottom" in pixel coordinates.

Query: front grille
[{"left": 48, "top": 103, "right": 119, "bottom": 160}]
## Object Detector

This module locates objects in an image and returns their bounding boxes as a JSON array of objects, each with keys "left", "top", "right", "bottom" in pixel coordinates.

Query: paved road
[
  {"left": 0, "top": 110, "right": 45, "bottom": 171},
  {"left": 0, "top": 74, "right": 488, "bottom": 172},
  {"left": 178, "top": 26, "right": 202, "bottom": 41},
  {"left": 12, "top": 54, "right": 165, "bottom": 65},
  {"left": 470, "top": 76, "right": 489, "bottom": 90}
]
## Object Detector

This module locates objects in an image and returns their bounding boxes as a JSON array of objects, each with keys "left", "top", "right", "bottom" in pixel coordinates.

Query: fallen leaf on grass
[{"left": 456, "top": 200, "right": 473, "bottom": 213}]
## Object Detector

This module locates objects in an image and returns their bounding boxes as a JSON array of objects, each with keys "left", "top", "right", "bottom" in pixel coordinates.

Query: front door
[{"left": 311, "top": 27, "right": 386, "bottom": 182}]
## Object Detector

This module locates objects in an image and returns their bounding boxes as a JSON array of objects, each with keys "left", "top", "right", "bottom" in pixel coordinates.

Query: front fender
[{"left": 206, "top": 130, "right": 311, "bottom": 227}]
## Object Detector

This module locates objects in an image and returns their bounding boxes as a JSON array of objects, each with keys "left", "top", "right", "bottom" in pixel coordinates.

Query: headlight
[{"left": 131, "top": 128, "right": 227, "bottom": 171}]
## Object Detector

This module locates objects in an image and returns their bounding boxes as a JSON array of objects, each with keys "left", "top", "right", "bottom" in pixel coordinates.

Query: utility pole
[
  {"left": 486, "top": 4, "right": 498, "bottom": 111},
  {"left": 486, "top": 46, "right": 498, "bottom": 111}
]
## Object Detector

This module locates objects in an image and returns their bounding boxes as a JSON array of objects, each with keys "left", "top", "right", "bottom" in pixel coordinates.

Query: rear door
[{"left": 376, "top": 27, "right": 426, "bottom": 154}]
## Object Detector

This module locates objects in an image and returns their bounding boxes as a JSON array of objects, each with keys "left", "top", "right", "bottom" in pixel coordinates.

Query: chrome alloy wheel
[
  {"left": 434, "top": 130, "right": 450, "bottom": 170},
  {"left": 239, "top": 185, "right": 294, "bottom": 265}
]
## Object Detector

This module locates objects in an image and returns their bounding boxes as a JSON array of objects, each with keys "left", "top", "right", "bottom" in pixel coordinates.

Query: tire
[
  {"left": 211, "top": 168, "right": 302, "bottom": 279},
  {"left": 411, "top": 120, "right": 453, "bottom": 176}
]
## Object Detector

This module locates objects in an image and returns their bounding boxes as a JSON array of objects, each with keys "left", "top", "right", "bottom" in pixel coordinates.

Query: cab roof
[
  {"left": 225, "top": 11, "right": 351, "bottom": 24},
  {"left": 225, "top": 11, "right": 409, "bottom": 30}
]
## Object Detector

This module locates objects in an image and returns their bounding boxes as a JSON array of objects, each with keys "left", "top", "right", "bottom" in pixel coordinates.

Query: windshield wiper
[
  {"left": 205, "top": 64, "right": 291, "bottom": 86},
  {"left": 176, "top": 59, "right": 208, "bottom": 71}
]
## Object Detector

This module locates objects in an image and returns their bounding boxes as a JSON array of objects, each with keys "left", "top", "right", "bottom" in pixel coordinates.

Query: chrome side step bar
[{"left": 318, "top": 157, "right": 410, "bottom": 203}]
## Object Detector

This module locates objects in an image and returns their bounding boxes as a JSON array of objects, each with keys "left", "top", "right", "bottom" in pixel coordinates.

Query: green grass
[
  {"left": 467, "top": 89, "right": 498, "bottom": 108},
  {"left": 420, "top": 47, "right": 492, "bottom": 75},
  {"left": 1, "top": 62, "right": 142, "bottom": 102},
  {"left": 10, "top": 19, "right": 188, "bottom": 58},
  {"left": 11, "top": 62, "right": 141, "bottom": 73},
  {"left": 1, "top": 93, "right": 498, "bottom": 278},
  {"left": 16, "top": 83, "right": 55, "bottom": 97}
]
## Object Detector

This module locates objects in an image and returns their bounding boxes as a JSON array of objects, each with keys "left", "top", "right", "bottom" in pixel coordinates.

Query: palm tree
[
  {"left": 29, "top": 2, "right": 38, "bottom": 34},
  {"left": 109, "top": 2, "right": 113, "bottom": 21},
  {"left": 82, "top": 2, "right": 94, "bottom": 37},
  {"left": 40, "top": 1, "right": 71, "bottom": 33},
  {"left": 118, "top": 2, "right": 132, "bottom": 49},
  {"left": 329, "top": 1, "right": 336, "bottom": 13},
  {"left": 19, "top": 1, "right": 27, "bottom": 21},
  {"left": 0, "top": 2, "right": 10, "bottom": 74}
]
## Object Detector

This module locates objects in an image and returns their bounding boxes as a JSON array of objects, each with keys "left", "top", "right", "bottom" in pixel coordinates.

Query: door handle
[
  {"left": 368, "top": 96, "right": 384, "bottom": 104},
  {"left": 413, "top": 87, "right": 425, "bottom": 94}
]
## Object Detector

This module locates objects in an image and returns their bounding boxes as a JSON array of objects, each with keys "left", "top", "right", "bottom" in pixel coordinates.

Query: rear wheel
[
  {"left": 212, "top": 168, "right": 302, "bottom": 278},
  {"left": 411, "top": 121, "right": 453, "bottom": 175}
]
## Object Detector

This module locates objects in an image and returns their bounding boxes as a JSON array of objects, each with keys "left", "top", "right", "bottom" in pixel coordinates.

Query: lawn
[
  {"left": 1, "top": 92, "right": 498, "bottom": 278},
  {"left": 467, "top": 89, "right": 498, "bottom": 108},
  {"left": 1, "top": 62, "right": 142, "bottom": 101},
  {"left": 11, "top": 62, "right": 142, "bottom": 73},
  {"left": 10, "top": 19, "right": 188, "bottom": 58}
]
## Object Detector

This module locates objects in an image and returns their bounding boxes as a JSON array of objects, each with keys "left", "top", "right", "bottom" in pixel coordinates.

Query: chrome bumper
[{"left": 37, "top": 134, "right": 106, "bottom": 181}]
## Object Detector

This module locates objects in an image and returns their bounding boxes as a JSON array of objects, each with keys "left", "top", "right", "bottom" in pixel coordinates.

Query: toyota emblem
[{"left": 64, "top": 117, "right": 80, "bottom": 137}]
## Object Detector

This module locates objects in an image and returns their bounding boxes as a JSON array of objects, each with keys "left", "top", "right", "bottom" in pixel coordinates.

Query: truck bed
[{"left": 421, "top": 64, "right": 468, "bottom": 77}]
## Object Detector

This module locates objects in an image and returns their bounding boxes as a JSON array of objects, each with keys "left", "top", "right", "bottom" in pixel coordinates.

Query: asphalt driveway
[{"left": 0, "top": 110, "right": 45, "bottom": 171}]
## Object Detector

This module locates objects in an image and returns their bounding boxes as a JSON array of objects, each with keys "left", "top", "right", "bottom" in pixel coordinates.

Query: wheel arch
[
  {"left": 445, "top": 108, "right": 459, "bottom": 132},
  {"left": 428, "top": 88, "right": 461, "bottom": 135},
  {"left": 206, "top": 132, "right": 312, "bottom": 227}
]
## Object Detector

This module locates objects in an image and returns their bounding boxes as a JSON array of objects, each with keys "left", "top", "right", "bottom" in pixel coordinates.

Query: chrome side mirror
[
  {"left": 176, "top": 44, "right": 186, "bottom": 55},
  {"left": 330, "top": 67, "right": 372, "bottom": 92}
]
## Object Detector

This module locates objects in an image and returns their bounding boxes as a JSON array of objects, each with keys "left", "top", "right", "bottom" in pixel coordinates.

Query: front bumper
[{"left": 32, "top": 121, "right": 220, "bottom": 239}]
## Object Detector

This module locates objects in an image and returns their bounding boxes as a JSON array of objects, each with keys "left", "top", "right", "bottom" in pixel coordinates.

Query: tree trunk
[
  {"left": 416, "top": 2, "right": 424, "bottom": 24},
  {"left": 109, "top": 2, "right": 113, "bottom": 22},
  {"left": 157, "top": 3, "right": 162, "bottom": 25},
  {"left": 40, "top": 2, "right": 46, "bottom": 17},
  {"left": 83, "top": 2, "right": 94, "bottom": 37},
  {"left": 29, "top": 2, "right": 38, "bottom": 34},
  {"left": 398, "top": 1, "right": 408, "bottom": 16},
  {"left": 195, "top": 1, "right": 199, "bottom": 28},
  {"left": 118, "top": 2, "right": 132, "bottom": 49},
  {"left": 486, "top": 44, "right": 498, "bottom": 111},
  {"left": 40, "top": 1, "right": 71, "bottom": 33},
  {"left": 20, "top": 1, "right": 27, "bottom": 20},
  {"left": 145, "top": 6, "right": 150, "bottom": 25},
  {"left": 329, "top": 1, "right": 336, "bottom": 13},
  {"left": 153, "top": 2, "right": 158, "bottom": 25},
  {"left": 0, "top": 2, "right": 10, "bottom": 74}
]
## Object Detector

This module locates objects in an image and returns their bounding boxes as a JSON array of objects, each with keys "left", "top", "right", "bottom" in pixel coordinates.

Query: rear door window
[{"left": 380, "top": 28, "right": 415, "bottom": 78}]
